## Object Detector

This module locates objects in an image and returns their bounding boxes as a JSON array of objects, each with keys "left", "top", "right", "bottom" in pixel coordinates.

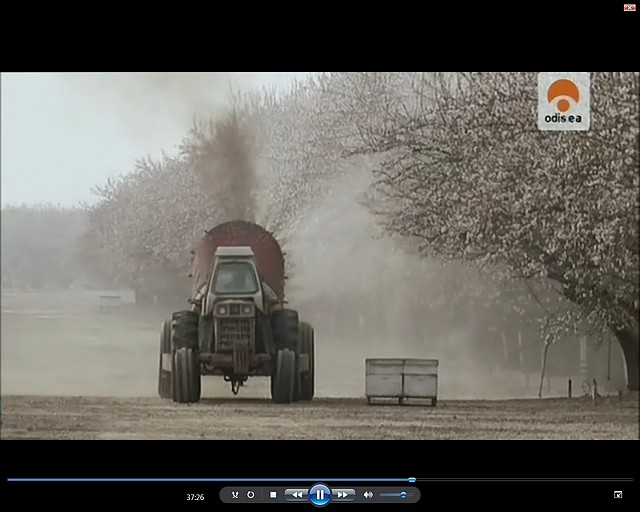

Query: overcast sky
[{"left": 1, "top": 72, "right": 313, "bottom": 208}]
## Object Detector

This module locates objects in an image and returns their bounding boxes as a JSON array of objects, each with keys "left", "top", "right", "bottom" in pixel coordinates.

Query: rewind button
[
  {"left": 285, "top": 489, "right": 308, "bottom": 501},
  {"left": 332, "top": 489, "right": 356, "bottom": 501}
]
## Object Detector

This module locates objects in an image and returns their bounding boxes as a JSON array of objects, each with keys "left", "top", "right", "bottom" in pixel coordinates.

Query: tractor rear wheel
[
  {"left": 158, "top": 319, "right": 172, "bottom": 398},
  {"left": 298, "top": 321, "right": 315, "bottom": 401},
  {"left": 271, "top": 309, "right": 300, "bottom": 351},
  {"left": 172, "top": 347, "right": 201, "bottom": 403},
  {"left": 171, "top": 310, "right": 199, "bottom": 349},
  {"left": 272, "top": 309, "right": 301, "bottom": 400},
  {"left": 271, "top": 348, "right": 296, "bottom": 404}
]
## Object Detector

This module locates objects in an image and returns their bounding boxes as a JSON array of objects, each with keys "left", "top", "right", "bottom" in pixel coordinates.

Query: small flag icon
[{"left": 623, "top": 4, "right": 636, "bottom": 11}]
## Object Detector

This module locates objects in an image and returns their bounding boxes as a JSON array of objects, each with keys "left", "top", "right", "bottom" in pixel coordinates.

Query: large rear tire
[
  {"left": 171, "top": 310, "right": 199, "bottom": 349},
  {"left": 271, "top": 309, "right": 300, "bottom": 351},
  {"left": 172, "top": 347, "right": 201, "bottom": 403},
  {"left": 298, "top": 321, "right": 315, "bottom": 401},
  {"left": 271, "top": 309, "right": 301, "bottom": 400},
  {"left": 158, "top": 319, "right": 172, "bottom": 398},
  {"left": 271, "top": 348, "right": 296, "bottom": 404}
]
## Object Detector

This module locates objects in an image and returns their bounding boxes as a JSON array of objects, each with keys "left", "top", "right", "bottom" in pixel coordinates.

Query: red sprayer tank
[{"left": 190, "top": 220, "right": 285, "bottom": 301}]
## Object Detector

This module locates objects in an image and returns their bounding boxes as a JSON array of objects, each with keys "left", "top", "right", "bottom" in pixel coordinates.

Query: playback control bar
[{"left": 220, "top": 485, "right": 420, "bottom": 505}]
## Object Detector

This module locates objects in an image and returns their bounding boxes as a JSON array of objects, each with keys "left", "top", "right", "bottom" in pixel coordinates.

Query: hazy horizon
[{"left": 1, "top": 72, "right": 314, "bottom": 208}]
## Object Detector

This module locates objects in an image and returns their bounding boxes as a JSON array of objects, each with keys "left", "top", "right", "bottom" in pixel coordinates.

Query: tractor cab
[
  {"left": 204, "top": 246, "right": 265, "bottom": 314},
  {"left": 213, "top": 260, "right": 258, "bottom": 295}
]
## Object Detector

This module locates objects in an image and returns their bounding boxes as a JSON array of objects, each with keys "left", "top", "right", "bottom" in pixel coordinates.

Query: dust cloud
[
  {"left": 55, "top": 72, "right": 234, "bottom": 147},
  {"left": 188, "top": 112, "right": 258, "bottom": 223},
  {"left": 287, "top": 165, "right": 533, "bottom": 399},
  {"left": 57, "top": 72, "right": 261, "bottom": 222}
]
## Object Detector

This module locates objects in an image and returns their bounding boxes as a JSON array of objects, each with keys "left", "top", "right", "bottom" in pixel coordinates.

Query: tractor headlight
[
  {"left": 242, "top": 304, "right": 253, "bottom": 315},
  {"left": 217, "top": 305, "right": 227, "bottom": 315}
]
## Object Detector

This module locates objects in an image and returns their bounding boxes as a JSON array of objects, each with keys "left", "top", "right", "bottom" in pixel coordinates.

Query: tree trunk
[
  {"left": 539, "top": 341, "right": 551, "bottom": 398},
  {"left": 613, "top": 326, "right": 639, "bottom": 391}
]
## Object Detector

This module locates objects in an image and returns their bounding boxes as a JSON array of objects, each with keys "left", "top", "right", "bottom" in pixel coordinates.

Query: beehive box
[
  {"left": 98, "top": 293, "right": 123, "bottom": 310},
  {"left": 365, "top": 358, "right": 438, "bottom": 406}
]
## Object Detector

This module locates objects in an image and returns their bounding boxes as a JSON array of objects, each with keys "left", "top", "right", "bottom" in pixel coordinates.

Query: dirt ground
[
  {"left": 2, "top": 395, "right": 638, "bottom": 440},
  {"left": 1, "top": 291, "right": 638, "bottom": 440}
]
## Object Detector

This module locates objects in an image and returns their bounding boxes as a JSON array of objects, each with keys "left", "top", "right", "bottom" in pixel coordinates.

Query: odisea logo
[{"left": 538, "top": 72, "right": 590, "bottom": 131}]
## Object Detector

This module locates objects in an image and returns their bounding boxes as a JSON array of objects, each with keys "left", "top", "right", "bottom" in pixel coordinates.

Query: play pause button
[
  {"left": 284, "top": 489, "right": 308, "bottom": 501},
  {"left": 309, "top": 484, "right": 331, "bottom": 507},
  {"left": 332, "top": 489, "right": 356, "bottom": 501}
]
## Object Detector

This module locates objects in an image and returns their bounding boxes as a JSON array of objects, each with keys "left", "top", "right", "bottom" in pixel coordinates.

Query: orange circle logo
[{"left": 547, "top": 79, "right": 580, "bottom": 113}]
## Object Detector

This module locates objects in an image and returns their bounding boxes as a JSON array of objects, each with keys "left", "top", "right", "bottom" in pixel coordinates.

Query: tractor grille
[{"left": 217, "top": 318, "right": 253, "bottom": 350}]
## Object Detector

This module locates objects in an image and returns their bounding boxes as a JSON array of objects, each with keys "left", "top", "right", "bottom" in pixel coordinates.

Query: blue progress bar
[{"left": 8, "top": 478, "right": 414, "bottom": 483}]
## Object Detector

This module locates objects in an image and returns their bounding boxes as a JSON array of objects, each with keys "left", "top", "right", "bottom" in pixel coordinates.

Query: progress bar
[
  {"left": 8, "top": 477, "right": 632, "bottom": 483},
  {"left": 7, "top": 477, "right": 415, "bottom": 483}
]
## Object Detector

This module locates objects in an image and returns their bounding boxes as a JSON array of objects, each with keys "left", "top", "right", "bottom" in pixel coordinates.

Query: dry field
[{"left": 2, "top": 291, "right": 637, "bottom": 440}]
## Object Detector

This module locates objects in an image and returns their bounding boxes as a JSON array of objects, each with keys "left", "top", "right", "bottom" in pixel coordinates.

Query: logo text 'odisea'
[{"left": 538, "top": 73, "right": 590, "bottom": 131}]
